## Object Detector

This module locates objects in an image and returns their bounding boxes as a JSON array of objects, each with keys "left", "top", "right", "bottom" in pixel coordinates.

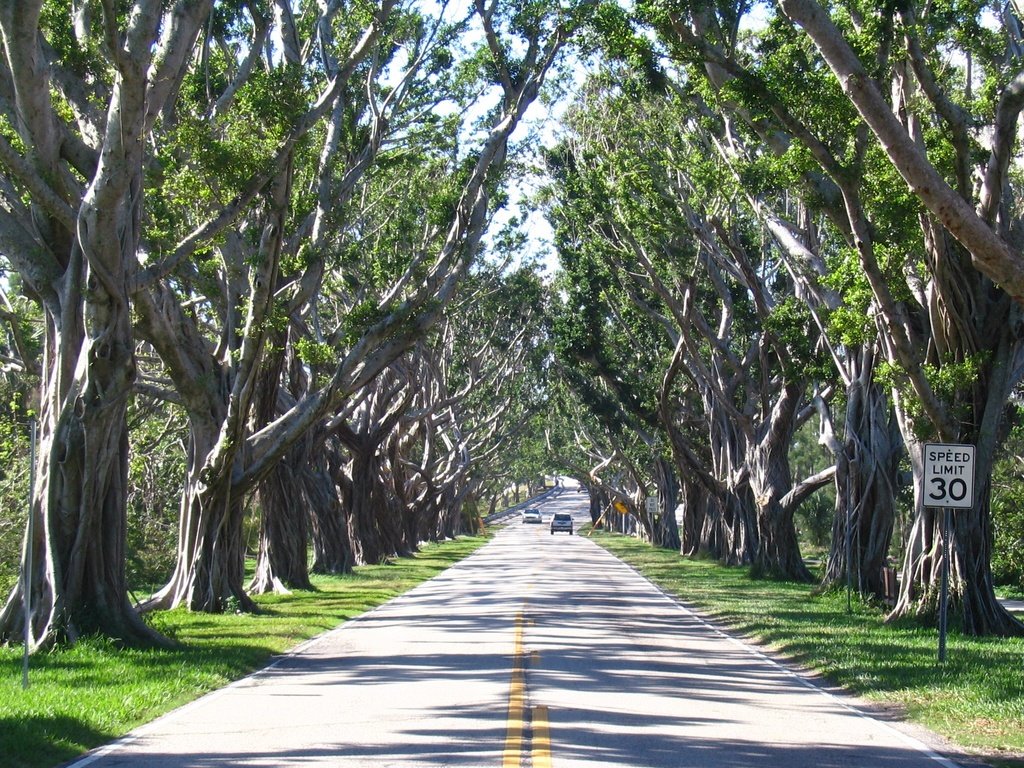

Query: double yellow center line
[{"left": 504, "top": 611, "right": 551, "bottom": 768}]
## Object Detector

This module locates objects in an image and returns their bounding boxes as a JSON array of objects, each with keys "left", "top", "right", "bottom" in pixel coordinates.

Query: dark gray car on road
[{"left": 550, "top": 512, "right": 573, "bottom": 535}]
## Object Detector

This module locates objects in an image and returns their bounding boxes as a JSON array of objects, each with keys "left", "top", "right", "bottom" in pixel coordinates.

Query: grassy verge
[
  {"left": 589, "top": 529, "right": 1024, "bottom": 768},
  {"left": 0, "top": 534, "right": 490, "bottom": 768}
]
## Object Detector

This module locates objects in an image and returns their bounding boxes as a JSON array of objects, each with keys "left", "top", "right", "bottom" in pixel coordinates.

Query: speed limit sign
[
  {"left": 923, "top": 443, "right": 975, "bottom": 509},
  {"left": 922, "top": 442, "right": 974, "bottom": 664}
]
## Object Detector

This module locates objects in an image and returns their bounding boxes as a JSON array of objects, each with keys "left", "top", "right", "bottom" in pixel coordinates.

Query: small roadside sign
[
  {"left": 922, "top": 442, "right": 975, "bottom": 665},
  {"left": 645, "top": 497, "right": 658, "bottom": 515},
  {"left": 923, "top": 443, "right": 975, "bottom": 509}
]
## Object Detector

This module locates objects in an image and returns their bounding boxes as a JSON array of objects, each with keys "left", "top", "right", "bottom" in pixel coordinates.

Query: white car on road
[{"left": 522, "top": 508, "right": 542, "bottom": 524}]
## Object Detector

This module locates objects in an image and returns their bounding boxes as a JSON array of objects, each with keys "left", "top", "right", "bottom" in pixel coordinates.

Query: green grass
[
  {"left": 0, "top": 534, "right": 490, "bottom": 768},
  {"left": 589, "top": 529, "right": 1024, "bottom": 767}
]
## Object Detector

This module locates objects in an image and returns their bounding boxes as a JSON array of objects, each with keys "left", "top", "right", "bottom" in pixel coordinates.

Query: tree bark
[
  {"left": 677, "top": 479, "right": 707, "bottom": 556},
  {"left": 306, "top": 443, "right": 354, "bottom": 575},
  {"left": 822, "top": 351, "right": 902, "bottom": 598},
  {"left": 304, "top": 433, "right": 354, "bottom": 575},
  {"left": 0, "top": 0, "right": 195, "bottom": 648},
  {"left": 250, "top": 455, "right": 313, "bottom": 594},
  {"left": 0, "top": 310, "right": 168, "bottom": 647},
  {"left": 344, "top": 441, "right": 390, "bottom": 565},
  {"left": 143, "top": 444, "right": 256, "bottom": 613},
  {"left": 249, "top": 329, "right": 313, "bottom": 594},
  {"left": 652, "top": 457, "right": 681, "bottom": 550},
  {"left": 747, "top": 382, "right": 812, "bottom": 581}
]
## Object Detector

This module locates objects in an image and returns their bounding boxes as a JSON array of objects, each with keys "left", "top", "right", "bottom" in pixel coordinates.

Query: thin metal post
[
  {"left": 845, "top": 499, "right": 852, "bottom": 614},
  {"left": 22, "top": 418, "right": 36, "bottom": 689},
  {"left": 938, "top": 507, "right": 950, "bottom": 663}
]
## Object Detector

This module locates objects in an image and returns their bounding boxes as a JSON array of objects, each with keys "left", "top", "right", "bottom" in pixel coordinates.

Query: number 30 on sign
[{"left": 923, "top": 443, "right": 975, "bottom": 509}]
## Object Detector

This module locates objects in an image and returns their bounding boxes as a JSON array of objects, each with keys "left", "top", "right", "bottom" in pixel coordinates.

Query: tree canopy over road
[{"left": 1, "top": 0, "right": 1023, "bottom": 651}]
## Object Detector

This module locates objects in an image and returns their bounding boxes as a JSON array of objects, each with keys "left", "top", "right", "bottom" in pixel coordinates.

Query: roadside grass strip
[
  {"left": 588, "top": 529, "right": 1024, "bottom": 768},
  {"left": 0, "top": 534, "right": 490, "bottom": 768}
]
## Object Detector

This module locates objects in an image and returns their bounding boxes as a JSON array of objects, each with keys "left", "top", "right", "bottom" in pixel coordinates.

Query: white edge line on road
[{"left": 600, "top": 545, "right": 964, "bottom": 768}]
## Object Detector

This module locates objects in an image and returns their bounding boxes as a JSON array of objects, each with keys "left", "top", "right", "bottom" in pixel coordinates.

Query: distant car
[
  {"left": 550, "top": 512, "right": 573, "bottom": 535},
  {"left": 522, "top": 508, "right": 542, "bottom": 524}
]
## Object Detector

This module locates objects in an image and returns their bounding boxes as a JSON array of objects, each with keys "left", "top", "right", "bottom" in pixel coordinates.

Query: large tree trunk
[
  {"left": 345, "top": 443, "right": 388, "bottom": 565},
  {"left": 307, "top": 479, "right": 353, "bottom": 574},
  {"left": 442, "top": 486, "right": 472, "bottom": 539},
  {"left": 707, "top": 397, "right": 759, "bottom": 566},
  {"left": 142, "top": 421, "right": 256, "bottom": 613},
  {"left": 660, "top": 404, "right": 728, "bottom": 559},
  {"left": 590, "top": 487, "right": 607, "bottom": 527},
  {"left": 689, "top": 486, "right": 755, "bottom": 565},
  {"left": 665, "top": 411, "right": 757, "bottom": 561},
  {"left": 721, "top": 489, "right": 757, "bottom": 566},
  {"left": 409, "top": 485, "right": 433, "bottom": 545},
  {"left": 378, "top": 486, "right": 411, "bottom": 557},
  {"left": 0, "top": 0, "right": 175, "bottom": 647},
  {"left": 306, "top": 442, "right": 353, "bottom": 574},
  {"left": 677, "top": 479, "right": 707, "bottom": 556},
  {"left": 822, "top": 350, "right": 902, "bottom": 598},
  {"left": 151, "top": 478, "right": 254, "bottom": 613},
  {"left": 0, "top": 312, "right": 168, "bottom": 648},
  {"left": 249, "top": 332, "right": 312, "bottom": 594},
  {"left": 250, "top": 456, "right": 312, "bottom": 594},
  {"left": 748, "top": 383, "right": 812, "bottom": 581},
  {"left": 652, "top": 457, "right": 681, "bottom": 551}
]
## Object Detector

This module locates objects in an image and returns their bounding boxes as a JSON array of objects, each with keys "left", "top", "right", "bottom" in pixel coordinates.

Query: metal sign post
[
  {"left": 845, "top": 498, "right": 852, "bottom": 614},
  {"left": 922, "top": 443, "right": 975, "bottom": 664},
  {"left": 938, "top": 507, "right": 951, "bottom": 663},
  {"left": 22, "top": 418, "right": 36, "bottom": 689}
]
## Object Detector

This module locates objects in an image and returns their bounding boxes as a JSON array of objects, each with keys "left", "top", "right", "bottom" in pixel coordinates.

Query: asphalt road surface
[{"left": 70, "top": 490, "right": 968, "bottom": 768}]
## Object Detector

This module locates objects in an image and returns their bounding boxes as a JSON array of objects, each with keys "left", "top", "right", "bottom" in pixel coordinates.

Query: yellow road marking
[
  {"left": 503, "top": 613, "right": 525, "bottom": 768},
  {"left": 506, "top": 607, "right": 553, "bottom": 767},
  {"left": 532, "top": 705, "right": 552, "bottom": 768}
]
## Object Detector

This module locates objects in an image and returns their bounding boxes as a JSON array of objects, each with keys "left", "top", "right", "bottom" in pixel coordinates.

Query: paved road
[
  {"left": 1002, "top": 598, "right": 1024, "bottom": 614},
  {"left": 70, "top": 491, "right": 968, "bottom": 768}
]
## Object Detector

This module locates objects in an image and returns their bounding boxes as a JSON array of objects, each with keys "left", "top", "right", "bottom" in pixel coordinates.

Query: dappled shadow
[
  {"left": 540, "top": 730, "right": 958, "bottom": 768},
  {"left": 68, "top": 498, "right": 966, "bottom": 768},
  {"left": 84, "top": 733, "right": 947, "bottom": 768},
  {"left": 92, "top": 705, "right": 509, "bottom": 767},
  {"left": 0, "top": 715, "right": 114, "bottom": 768}
]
